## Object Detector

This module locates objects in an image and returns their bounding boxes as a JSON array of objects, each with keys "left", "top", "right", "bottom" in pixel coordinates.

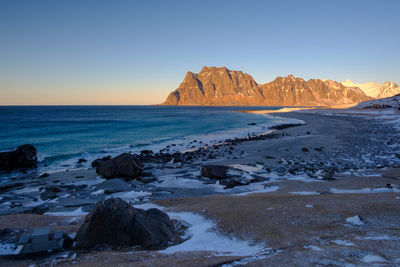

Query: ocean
[{"left": 0, "top": 106, "right": 294, "bottom": 173}]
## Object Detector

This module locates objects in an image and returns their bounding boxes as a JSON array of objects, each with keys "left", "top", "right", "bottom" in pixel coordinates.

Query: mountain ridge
[{"left": 162, "top": 66, "right": 376, "bottom": 106}]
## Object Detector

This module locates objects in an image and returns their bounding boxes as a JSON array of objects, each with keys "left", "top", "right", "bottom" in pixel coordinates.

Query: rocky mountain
[
  {"left": 341, "top": 80, "right": 400, "bottom": 99},
  {"left": 162, "top": 66, "right": 372, "bottom": 106},
  {"left": 355, "top": 93, "right": 400, "bottom": 109}
]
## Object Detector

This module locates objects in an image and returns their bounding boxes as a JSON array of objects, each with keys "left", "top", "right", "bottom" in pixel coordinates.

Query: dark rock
[
  {"left": 62, "top": 233, "right": 74, "bottom": 250},
  {"left": 220, "top": 178, "right": 249, "bottom": 189},
  {"left": 264, "top": 155, "right": 276, "bottom": 159},
  {"left": 75, "top": 198, "right": 182, "bottom": 250},
  {"left": 137, "top": 176, "right": 158, "bottom": 184},
  {"left": 44, "top": 186, "right": 62, "bottom": 193},
  {"left": 39, "top": 173, "right": 50, "bottom": 178},
  {"left": 91, "top": 156, "right": 111, "bottom": 167},
  {"left": 140, "top": 150, "right": 153, "bottom": 155},
  {"left": 0, "top": 144, "right": 37, "bottom": 171},
  {"left": 30, "top": 204, "right": 50, "bottom": 214},
  {"left": 78, "top": 158, "right": 87, "bottom": 164},
  {"left": 248, "top": 123, "right": 256, "bottom": 125},
  {"left": 0, "top": 182, "right": 24, "bottom": 193},
  {"left": 306, "top": 131, "right": 311, "bottom": 135},
  {"left": 40, "top": 190, "right": 57, "bottom": 200},
  {"left": 273, "top": 166, "right": 287, "bottom": 176},
  {"left": 301, "top": 147, "right": 309, "bottom": 152},
  {"left": 75, "top": 175, "right": 85, "bottom": 178},
  {"left": 201, "top": 165, "right": 228, "bottom": 179},
  {"left": 96, "top": 153, "right": 143, "bottom": 179}
]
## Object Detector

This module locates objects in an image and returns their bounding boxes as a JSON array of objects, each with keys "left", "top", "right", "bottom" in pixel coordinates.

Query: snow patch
[
  {"left": 304, "top": 245, "right": 322, "bottom": 251},
  {"left": 333, "top": 240, "right": 355, "bottom": 246},
  {"left": 161, "top": 211, "right": 268, "bottom": 256},
  {"left": 362, "top": 254, "right": 387, "bottom": 263},
  {"left": 108, "top": 190, "right": 152, "bottom": 203},
  {"left": 346, "top": 215, "right": 364, "bottom": 226},
  {"left": 331, "top": 187, "right": 400, "bottom": 194},
  {"left": 235, "top": 185, "right": 279, "bottom": 196},
  {"left": 290, "top": 191, "right": 320, "bottom": 195},
  {"left": 0, "top": 243, "right": 17, "bottom": 255}
]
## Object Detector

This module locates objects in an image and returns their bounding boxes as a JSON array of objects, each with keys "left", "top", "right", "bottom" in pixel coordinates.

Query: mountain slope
[
  {"left": 162, "top": 66, "right": 372, "bottom": 106},
  {"left": 341, "top": 80, "right": 400, "bottom": 98}
]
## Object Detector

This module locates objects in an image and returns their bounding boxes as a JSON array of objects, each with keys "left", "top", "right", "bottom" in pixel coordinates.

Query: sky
[{"left": 0, "top": 0, "right": 399, "bottom": 105}]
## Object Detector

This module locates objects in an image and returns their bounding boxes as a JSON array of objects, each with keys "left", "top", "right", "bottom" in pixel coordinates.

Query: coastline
[{"left": 1, "top": 107, "right": 400, "bottom": 265}]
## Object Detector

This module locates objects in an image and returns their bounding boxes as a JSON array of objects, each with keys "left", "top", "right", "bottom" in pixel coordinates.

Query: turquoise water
[{"left": 0, "top": 106, "right": 290, "bottom": 171}]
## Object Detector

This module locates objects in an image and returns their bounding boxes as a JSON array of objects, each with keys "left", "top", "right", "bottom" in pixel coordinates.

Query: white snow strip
[
  {"left": 333, "top": 240, "right": 355, "bottom": 246},
  {"left": 91, "top": 189, "right": 104, "bottom": 195},
  {"left": 13, "top": 187, "right": 39, "bottom": 195},
  {"left": 229, "top": 164, "right": 264, "bottom": 173},
  {"left": 108, "top": 190, "right": 152, "bottom": 203},
  {"left": 235, "top": 186, "right": 279, "bottom": 196},
  {"left": 305, "top": 204, "right": 313, "bottom": 208},
  {"left": 362, "top": 254, "right": 387, "bottom": 263},
  {"left": 158, "top": 174, "right": 223, "bottom": 190},
  {"left": 356, "top": 235, "right": 400, "bottom": 241},
  {"left": 304, "top": 245, "right": 322, "bottom": 251},
  {"left": 290, "top": 191, "right": 320, "bottom": 195},
  {"left": 45, "top": 207, "right": 88, "bottom": 216},
  {"left": 161, "top": 211, "right": 268, "bottom": 256},
  {"left": 331, "top": 187, "right": 400, "bottom": 194},
  {"left": 287, "top": 176, "right": 322, "bottom": 183}
]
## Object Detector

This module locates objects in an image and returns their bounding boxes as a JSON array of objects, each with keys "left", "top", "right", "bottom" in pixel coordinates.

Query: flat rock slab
[
  {"left": 94, "top": 179, "right": 132, "bottom": 194},
  {"left": 55, "top": 197, "right": 99, "bottom": 208}
]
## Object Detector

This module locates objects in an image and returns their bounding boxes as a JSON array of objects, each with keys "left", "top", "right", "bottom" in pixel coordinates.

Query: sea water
[{"left": 0, "top": 106, "right": 293, "bottom": 173}]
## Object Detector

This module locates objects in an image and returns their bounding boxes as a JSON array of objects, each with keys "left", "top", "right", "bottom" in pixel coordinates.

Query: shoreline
[{"left": 1, "top": 107, "right": 400, "bottom": 265}]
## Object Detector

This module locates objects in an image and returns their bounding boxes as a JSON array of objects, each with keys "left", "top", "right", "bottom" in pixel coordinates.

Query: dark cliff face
[{"left": 162, "top": 66, "right": 372, "bottom": 106}]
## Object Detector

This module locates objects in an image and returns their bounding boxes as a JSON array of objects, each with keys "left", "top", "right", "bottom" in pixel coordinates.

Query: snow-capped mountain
[{"left": 342, "top": 80, "right": 400, "bottom": 98}]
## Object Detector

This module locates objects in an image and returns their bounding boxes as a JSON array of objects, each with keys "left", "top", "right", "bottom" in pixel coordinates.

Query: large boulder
[
  {"left": 96, "top": 153, "right": 143, "bottom": 179},
  {"left": 75, "top": 198, "right": 181, "bottom": 250},
  {"left": 0, "top": 144, "right": 37, "bottom": 171},
  {"left": 201, "top": 165, "right": 228, "bottom": 179}
]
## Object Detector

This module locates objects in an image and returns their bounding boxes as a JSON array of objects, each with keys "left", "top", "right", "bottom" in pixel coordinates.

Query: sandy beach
[{"left": 1, "top": 107, "right": 400, "bottom": 266}]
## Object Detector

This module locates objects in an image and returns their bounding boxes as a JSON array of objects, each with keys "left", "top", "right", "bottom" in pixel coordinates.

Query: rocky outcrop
[
  {"left": 96, "top": 153, "right": 143, "bottom": 179},
  {"left": 75, "top": 198, "right": 182, "bottom": 250},
  {"left": 201, "top": 165, "right": 228, "bottom": 179},
  {"left": 162, "top": 66, "right": 372, "bottom": 106},
  {"left": 0, "top": 144, "right": 37, "bottom": 171}
]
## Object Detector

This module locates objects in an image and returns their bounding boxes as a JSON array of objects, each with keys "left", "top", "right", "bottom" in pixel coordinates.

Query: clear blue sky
[{"left": 0, "top": 0, "right": 399, "bottom": 105}]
